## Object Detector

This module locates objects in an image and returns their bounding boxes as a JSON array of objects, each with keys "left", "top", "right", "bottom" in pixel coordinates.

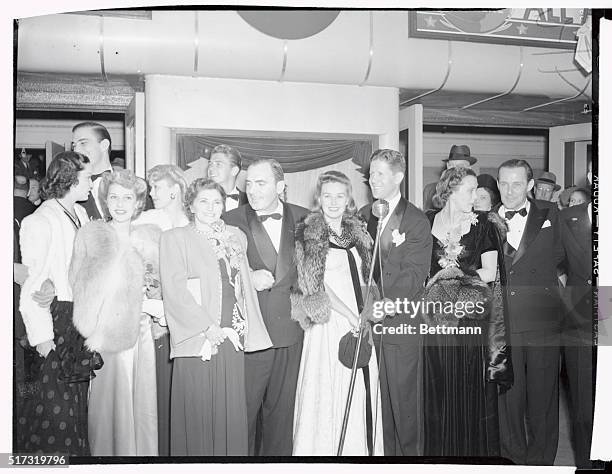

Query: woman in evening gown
[
  {"left": 133, "top": 164, "right": 189, "bottom": 456},
  {"left": 70, "top": 170, "right": 159, "bottom": 456},
  {"left": 292, "top": 170, "right": 383, "bottom": 456},
  {"left": 19, "top": 151, "right": 101, "bottom": 455},
  {"left": 421, "top": 166, "right": 513, "bottom": 457}
]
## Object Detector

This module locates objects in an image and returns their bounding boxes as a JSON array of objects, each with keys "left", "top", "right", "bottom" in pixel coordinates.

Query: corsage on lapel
[{"left": 391, "top": 229, "right": 405, "bottom": 247}]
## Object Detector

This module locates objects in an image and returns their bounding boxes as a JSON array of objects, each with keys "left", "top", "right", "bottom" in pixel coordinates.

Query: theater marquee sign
[{"left": 409, "top": 9, "right": 590, "bottom": 49}]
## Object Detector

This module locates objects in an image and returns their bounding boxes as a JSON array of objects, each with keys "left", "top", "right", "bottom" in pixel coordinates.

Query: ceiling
[
  {"left": 399, "top": 88, "right": 592, "bottom": 128},
  {"left": 16, "top": 72, "right": 592, "bottom": 129}
]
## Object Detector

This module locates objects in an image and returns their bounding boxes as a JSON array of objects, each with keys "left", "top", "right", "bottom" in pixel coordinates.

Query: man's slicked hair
[
  {"left": 370, "top": 149, "right": 406, "bottom": 174},
  {"left": 497, "top": 159, "right": 533, "bottom": 182},
  {"left": 72, "top": 121, "right": 112, "bottom": 152},
  {"left": 248, "top": 158, "right": 284, "bottom": 183}
]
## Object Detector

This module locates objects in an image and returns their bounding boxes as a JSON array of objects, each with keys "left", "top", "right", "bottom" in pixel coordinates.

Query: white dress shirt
[
  {"left": 381, "top": 191, "right": 402, "bottom": 232},
  {"left": 498, "top": 199, "right": 531, "bottom": 250},
  {"left": 257, "top": 201, "right": 284, "bottom": 253},
  {"left": 225, "top": 186, "right": 241, "bottom": 212}
]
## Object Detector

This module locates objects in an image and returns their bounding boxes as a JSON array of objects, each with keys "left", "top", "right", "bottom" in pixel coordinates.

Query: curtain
[{"left": 176, "top": 134, "right": 373, "bottom": 173}]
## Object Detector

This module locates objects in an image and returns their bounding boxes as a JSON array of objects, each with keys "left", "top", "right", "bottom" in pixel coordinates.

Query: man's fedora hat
[
  {"left": 534, "top": 171, "right": 561, "bottom": 191},
  {"left": 443, "top": 145, "right": 477, "bottom": 165}
]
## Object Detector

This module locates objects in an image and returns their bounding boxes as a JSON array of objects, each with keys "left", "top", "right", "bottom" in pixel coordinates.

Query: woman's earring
[{"left": 170, "top": 193, "right": 176, "bottom": 199}]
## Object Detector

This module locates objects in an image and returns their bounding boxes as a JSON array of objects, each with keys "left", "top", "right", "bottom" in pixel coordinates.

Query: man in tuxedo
[
  {"left": 496, "top": 159, "right": 564, "bottom": 465},
  {"left": 360, "top": 149, "right": 432, "bottom": 456},
  {"left": 558, "top": 160, "right": 594, "bottom": 469},
  {"left": 223, "top": 159, "right": 308, "bottom": 456},
  {"left": 207, "top": 144, "right": 248, "bottom": 211},
  {"left": 71, "top": 121, "right": 113, "bottom": 219}
]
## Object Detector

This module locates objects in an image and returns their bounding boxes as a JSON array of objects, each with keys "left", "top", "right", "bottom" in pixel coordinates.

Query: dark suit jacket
[
  {"left": 559, "top": 203, "right": 592, "bottom": 331},
  {"left": 14, "top": 157, "right": 43, "bottom": 180},
  {"left": 223, "top": 201, "right": 309, "bottom": 348},
  {"left": 360, "top": 197, "right": 433, "bottom": 344},
  {"left": 495, "top": 199, "right": 564, "bottom": 333}
]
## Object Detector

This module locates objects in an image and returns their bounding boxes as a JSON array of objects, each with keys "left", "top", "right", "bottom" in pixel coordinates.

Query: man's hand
[
  {"left": 251, "top": 269, "right": 275, "bottom": 291},
  {"left": 13, "top": 263, "right": 29, "bottom": 286},
  {"left": 32, "top": 279, "right": 55, "bottom": 307},
  {"left": 36, "top": 340, "right": 56, "bottom": 358}
]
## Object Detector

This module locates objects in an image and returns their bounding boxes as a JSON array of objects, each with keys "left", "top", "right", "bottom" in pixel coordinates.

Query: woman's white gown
[{"left": 293, "top": 246, "right": 383, "bottom": 456}]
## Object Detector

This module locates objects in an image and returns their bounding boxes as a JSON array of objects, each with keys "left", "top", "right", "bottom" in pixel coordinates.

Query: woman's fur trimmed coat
[
  {"left": 69, "top": 220, "right": 161, "bottom": 353},
  {"left": 291, "top": 212, "right": 373, "bottom": 330}
]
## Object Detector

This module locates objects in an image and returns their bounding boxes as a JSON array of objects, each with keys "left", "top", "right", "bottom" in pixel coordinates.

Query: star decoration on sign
[
  {"left": 517, "top": 23, "right": 528, "bottom": 35},
  {"left": 425, "top": 16, "right": 437, "bottom": 27}
]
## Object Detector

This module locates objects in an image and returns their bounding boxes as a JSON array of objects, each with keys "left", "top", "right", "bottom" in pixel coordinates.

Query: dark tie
[
  {"left": 91, "top": 172, "right": 106, "bottom": 181},
  {"left": 227, "top": 194, "right": 240, "bottom": 202},
  {"left": 257, "top": 213, "right": 282, "bottom": 223},
  {"left": 505, "top": 208, "right": 527, "bottom": 220},
  {"left": 81, "top": 173, "right": 107, "bottom": 220}
]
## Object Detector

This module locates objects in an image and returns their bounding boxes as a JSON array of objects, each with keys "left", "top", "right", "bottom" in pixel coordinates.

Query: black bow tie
[
  {"left": 257, "top": 213, "right": 282, "bottom": 222},
  {"left": 91, "top": 171, "right": 109, "bottom": 182},
  {"left": 227, "top": 194, "right": 240, "bottom": 202},
  {"left": 505, "top": 208, "right": 527, "bottom": 220}
]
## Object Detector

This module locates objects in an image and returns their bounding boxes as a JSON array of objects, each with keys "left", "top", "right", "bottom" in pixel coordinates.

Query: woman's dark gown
[
  {"left": 171, "top": 259, "right": 248, "bottom": 456},
  {"left": 21, "top": 300, "right": 101, "bottom": 455},
  {"left": 422, "top": 211, "right": 505, "bottom": 457}
]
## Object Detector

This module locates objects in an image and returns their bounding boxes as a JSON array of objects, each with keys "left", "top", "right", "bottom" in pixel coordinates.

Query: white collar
[
  {"left": 385, "top": 191, "right": 402, "bottom": 215},
  {"left": 256, "top": 200, "right": 283, "bottom": 217}
]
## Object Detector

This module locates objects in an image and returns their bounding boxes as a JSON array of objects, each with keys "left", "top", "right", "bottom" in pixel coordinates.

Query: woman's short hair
[
  {"left": 41, "top": 151, "right": 90, "bottom": 200},
  {"left": 184, "top": 178, "right": 227, "bottom": 222},
  {"left": 432, "top": 167, "right": 477, "bottom": 209},
  {"left": 98, "top": 169, "right": 148, "bottom": 221},
  {"left": 146, "top": 164, "right": 188, "bottom": 202},
  {"left": 312, "top": 170, "right": 357, "bottom": 216}
]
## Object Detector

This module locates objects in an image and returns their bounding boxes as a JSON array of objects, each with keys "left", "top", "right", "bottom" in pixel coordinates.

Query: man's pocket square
[{"left": 542, "top": 220, "right": 551, "bottom": 228}]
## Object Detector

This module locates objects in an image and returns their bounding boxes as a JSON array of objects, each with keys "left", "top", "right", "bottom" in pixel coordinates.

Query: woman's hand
[
  {"left": 32, "top": 279, "right": 55, "bottom": 307},
  {"left": 36, "top": 340, "right": 56, "bottom": 358},
  {"left": 205, "top": 324, "right": 226, "bottom": 346}
]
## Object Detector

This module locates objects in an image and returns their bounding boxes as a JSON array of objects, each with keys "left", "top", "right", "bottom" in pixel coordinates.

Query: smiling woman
[{"left": 69, "top": 170, "right": 160, "bottom": 456}]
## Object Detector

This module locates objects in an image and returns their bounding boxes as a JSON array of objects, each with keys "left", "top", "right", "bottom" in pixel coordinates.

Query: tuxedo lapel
[
  {"left": 513, "top": 202, "right": 547, "bottom": 265},
  {"left": 366, "top": 208, "right": 378, "bottom": 240},
  {"left": 381, "top": 199, "right": 407, "bottom": 266},
  {"left": 246, "top": 205, "right": 277, "bottom": 273},
  {"left": 274, "top": 202, "right": 295, "bottom": 284}
]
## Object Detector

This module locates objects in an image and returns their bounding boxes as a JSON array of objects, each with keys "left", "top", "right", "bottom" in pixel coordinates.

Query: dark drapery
[{"left": 176, "top": 134, "right": 372, "bottom": 173}]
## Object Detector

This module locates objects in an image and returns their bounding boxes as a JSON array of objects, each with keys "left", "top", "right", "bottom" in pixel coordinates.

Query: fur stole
[
  {"left": 291, "top": 212, "right": 373, "bottom": 330},
  {"left": 486, "top": 210, "right": 508, "bottom": 241},
  {"left": 70, "top": 221, "right": 161, "bottom": 353}
]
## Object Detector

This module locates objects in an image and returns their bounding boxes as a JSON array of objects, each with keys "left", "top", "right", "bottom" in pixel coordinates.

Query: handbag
[{"left": 338, "top": 324, "right": 372, "bottom": 369}]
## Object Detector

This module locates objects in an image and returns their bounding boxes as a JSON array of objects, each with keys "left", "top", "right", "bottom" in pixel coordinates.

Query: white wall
[
  {"left": 15, "top": 119, "right": 125, "bottom": 151},
  {"left": 145, "top": 75, "right": 399, "bottom": 178},
  {"left": 422, "top": 131, "right": 548, "bottom": 186}
]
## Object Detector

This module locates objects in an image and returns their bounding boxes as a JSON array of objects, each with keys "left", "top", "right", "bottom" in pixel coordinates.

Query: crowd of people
[{"left": 13, "top": 122, "right": 593, "bottom": 466}]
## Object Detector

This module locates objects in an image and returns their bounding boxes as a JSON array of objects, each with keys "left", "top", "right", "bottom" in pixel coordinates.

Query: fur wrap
[
  {"left": 69, "top": 221, "right": 161, "bottom": 353},
  {"left": 421, "top": 266, "right": 492, "bottom": 326},
  {"left": 291, "top": 212, "right": 373, "bottom": 330}
]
